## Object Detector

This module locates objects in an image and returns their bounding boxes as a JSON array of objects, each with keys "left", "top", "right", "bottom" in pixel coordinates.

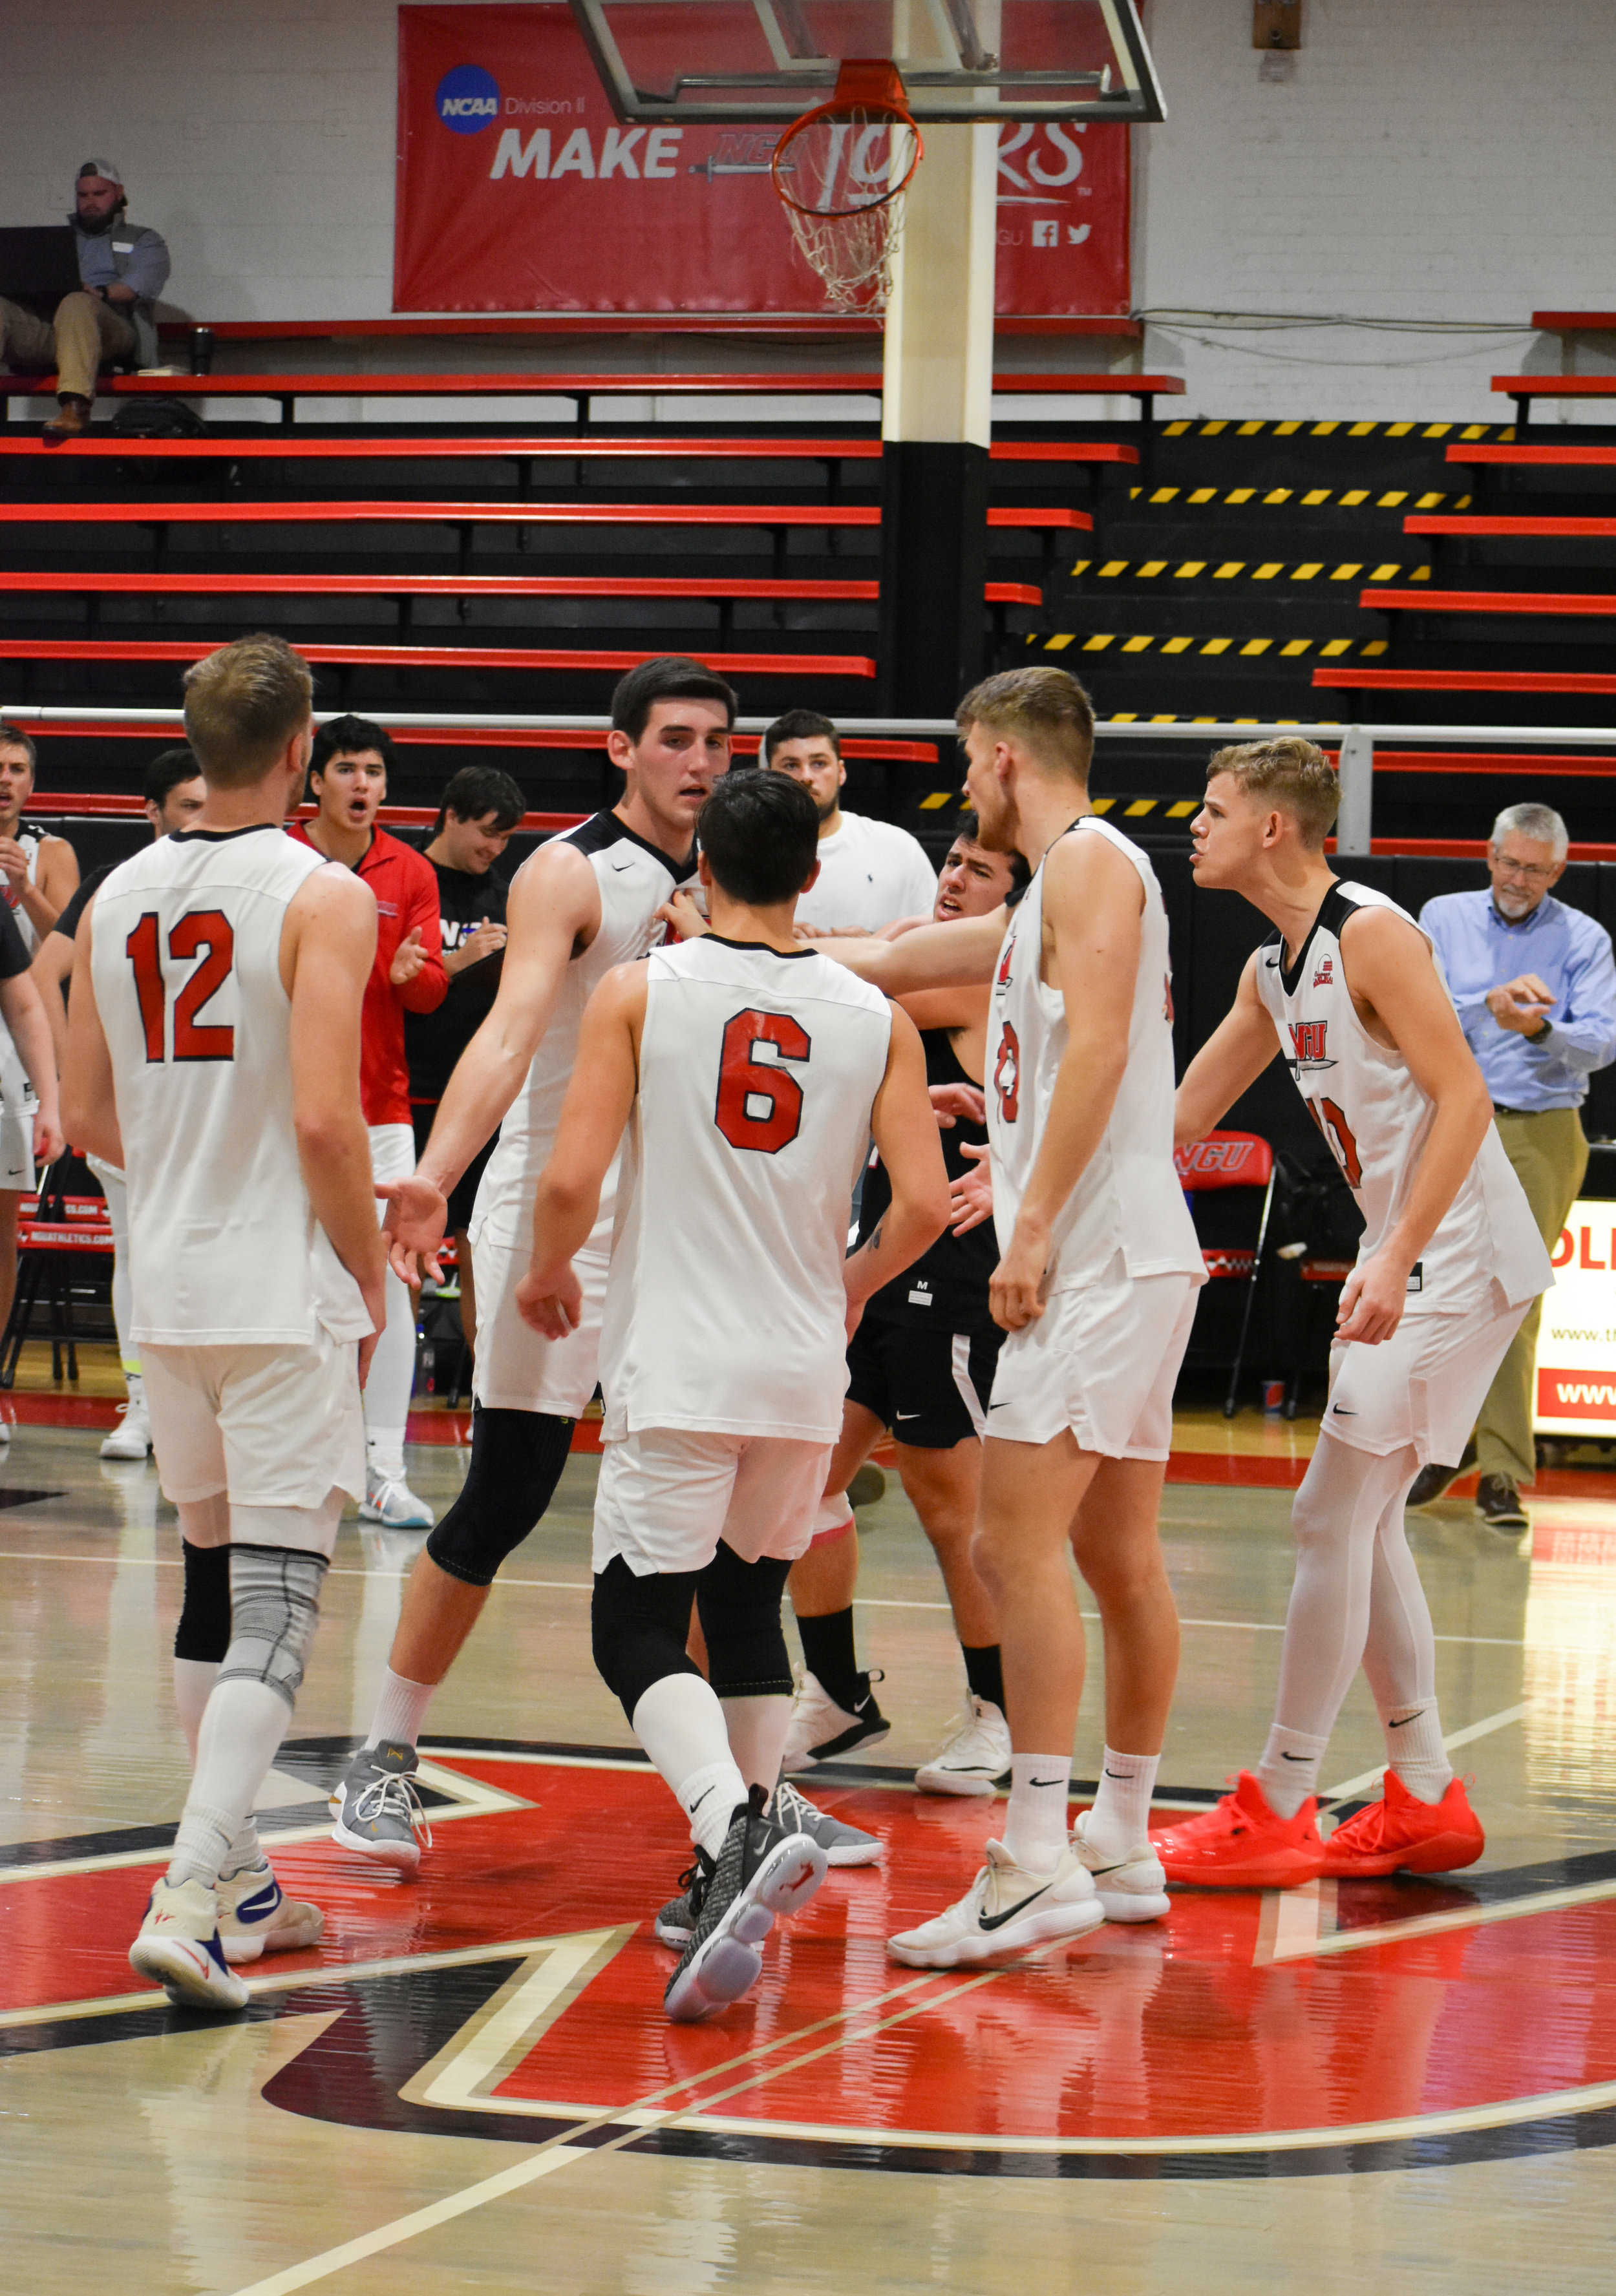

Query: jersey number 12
[
  {"left": 127, "top": 911, "right": 236, "bottom": 1063},
  {"left": 714, "top": 1008, "right": 809, "bottom": 1154}
]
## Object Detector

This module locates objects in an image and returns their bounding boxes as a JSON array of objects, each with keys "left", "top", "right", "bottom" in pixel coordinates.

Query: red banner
[{"left": 395, "top": 3, "right": 1129, "bottom": 318}]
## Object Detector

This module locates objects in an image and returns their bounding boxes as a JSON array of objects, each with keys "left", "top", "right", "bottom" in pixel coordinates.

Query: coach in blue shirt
[{"left": 1412, "top": 803, "right": 1616, "bottom": 1530}]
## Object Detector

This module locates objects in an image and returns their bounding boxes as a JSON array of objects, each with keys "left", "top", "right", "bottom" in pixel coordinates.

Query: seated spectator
[
  {"left": 406, "top": 765, "right": 524, "bottom": 1358},
  {"left": 32, "top": 746, "right": 206, "bottom": 1461},
  {"left": 0, "top": 160, "right": 171, "bottom": 442},
  {"left": 1413, "top": 803, "right": 1616, "bottom": 1532},
  {"left": 762, "top": 710, "right": 937, "bottom": 932}
]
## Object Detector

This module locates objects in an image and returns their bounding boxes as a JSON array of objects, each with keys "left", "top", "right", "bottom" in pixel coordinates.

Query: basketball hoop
[{"left": 771, "top": 61, "right": 922, "bottom": 314}]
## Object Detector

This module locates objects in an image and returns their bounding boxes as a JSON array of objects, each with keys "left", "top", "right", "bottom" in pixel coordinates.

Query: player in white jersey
[
  {"left": 668, "top": 669, "right": 1208, "bottom": 1966},
  {"left": 518, "top": 768, "right": 949, "bottom": 2019},
  {"left": 0, "top": 724, "right": 78, "bottom": 1352},
  {"left": 326, "top": 657, "right": 733, "bottom": 1866},
  {"left": 63, "top": 635, "right": 387, "bottom": 2010},
  {"left": 1155, "top": 739, "right": 1551, "bottom": 1890}
]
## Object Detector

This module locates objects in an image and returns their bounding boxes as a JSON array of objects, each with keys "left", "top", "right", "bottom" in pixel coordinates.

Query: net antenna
[{"left": 771, "top": 61, "right": 923, "bottom": 315}]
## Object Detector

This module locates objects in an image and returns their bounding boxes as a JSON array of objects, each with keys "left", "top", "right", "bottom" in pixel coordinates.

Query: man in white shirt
[{"left": 763, "top": 711, "right": 937, "bottom": 934}]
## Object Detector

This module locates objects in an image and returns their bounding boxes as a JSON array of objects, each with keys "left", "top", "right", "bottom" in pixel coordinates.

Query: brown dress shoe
[
  {"left": 1407, "top": 1438, "right": 1477, "bottom": 1508},
  {"left": 43, "top": 394, "right": 90, "bottom": 443}
]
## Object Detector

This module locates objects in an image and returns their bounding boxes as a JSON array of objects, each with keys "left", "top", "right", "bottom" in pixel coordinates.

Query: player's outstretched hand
[
  {"left": 377, "top": 1174, "right": 448, "bottom": 1286},
  {"left": 930, "top": 1081, "right": 986, "bottom": 1130},
  {"left": 31, "top": 1106, "right": 65, "bottom": 1166},
  {"left": 951, "top": 1139, "right": 994, "bottom": 1234},
  {"left": 990, "top": 1223, "right": 1049, "bottom": 1331},
  {"left": 655, "top": 892, "right": 708, "bottom": 942},
  {"left": 389, "top": 926, "right": 429, "bottom": 986},
  {"left": 1334, "top": 1254, "right": 1405, "bottom": 1347},
  {"left": 516, "top": 1261, "right": 583, "bottom": 1340}
]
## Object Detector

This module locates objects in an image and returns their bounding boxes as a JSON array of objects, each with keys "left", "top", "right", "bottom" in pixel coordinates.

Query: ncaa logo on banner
[{"left": 436, "top": 63, "right": 500, "bottom": 132}]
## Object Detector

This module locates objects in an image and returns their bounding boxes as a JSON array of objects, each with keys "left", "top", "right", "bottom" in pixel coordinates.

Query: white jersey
[
  {"left": 794, "top": 810, "right": 939, "bottom": 934},
  {"left": 601, "top": 935, "right": 892, "bottom": 1444},
  {"left": 986, "top": 816, "right": 1202, "bottom": 1291},
  {"left": 0, "top": 831, "right": 43, "bottom": 1111},
  {"left": 89, "top": 824, "right": 371, "bottom": 1347},
  {"left": 470, "top": 811, "right": 696, "bottom": 1252},
  {"left": 1253, "top": 881, "right": 1551, "bottom": 1316}
]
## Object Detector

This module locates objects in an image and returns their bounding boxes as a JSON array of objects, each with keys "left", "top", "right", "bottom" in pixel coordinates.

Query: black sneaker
[
  {"left": 655, "top": 1848, "right": 715, "bottom": 1948},
  {"left": 663, "top": 1784, "right": 827, "bottom": 2023},
  {"left": 1407, "top": 1443, "right": 1476, "bottom": 1508},
  {"left": 1476, "top": 1475, "right": 1529, "bottom": 1533}
]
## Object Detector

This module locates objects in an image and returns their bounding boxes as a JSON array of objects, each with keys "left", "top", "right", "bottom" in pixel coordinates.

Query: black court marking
[{"left": 0, "top": 1486, "right": 69, "bottom": 1510}]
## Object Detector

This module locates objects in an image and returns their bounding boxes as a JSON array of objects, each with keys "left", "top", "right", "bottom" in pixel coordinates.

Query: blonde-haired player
[
  {"left": 65, "top": 633, "right": 387, "bottom": 2007},
  {"left": 1155, "top": 739, "right": 1549, "bottom": 1886}
]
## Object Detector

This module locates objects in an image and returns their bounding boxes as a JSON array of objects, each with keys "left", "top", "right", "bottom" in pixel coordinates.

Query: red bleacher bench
[
  {"left": 1359, "top": 587, "right": 1616, "bottom": 618},
  {"left": 0, "top": 573, "right": 1041, "bottom": 616},
  {"left": 153, "top": 317, "right": 1145, "bottom": 345},
  {"left": 1490, "top": 375, "right": 1616, "bottom": 424},
  {"left": 0, "top": 498, "right": 1089, "bottom": 536},
  {"left": 1406, "top": 513, "right": 1616, "bottom": 538},
  {"left": 0, "top": 637, "right": 878, "bottom": 679},
  {"left": 1313, "top": 666, "right": 1616, "bottom": 695},
  {"left": 1447, "top": 443, "right": 1616, "bottom": 469},
  {"left": 0, "top": 434, "right": 1139, "bottom": 469},
  {"left": 18, "top": 1195, "right": 112, "bottom": 1253}
]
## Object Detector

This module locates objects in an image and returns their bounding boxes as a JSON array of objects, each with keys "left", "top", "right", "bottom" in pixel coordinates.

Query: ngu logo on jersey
[{"left": 437, "top": 64, "right": 500, "bottom": 132}]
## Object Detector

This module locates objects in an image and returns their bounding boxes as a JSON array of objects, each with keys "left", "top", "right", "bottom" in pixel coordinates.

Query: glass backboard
[{"left": 566, "top": 0, "right": 1165, "bottom": 124}]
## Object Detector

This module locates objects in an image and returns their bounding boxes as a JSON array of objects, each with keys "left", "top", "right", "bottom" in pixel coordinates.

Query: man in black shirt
[{"left": 406, "top": 767, "right": 524, "bottom": 1354}]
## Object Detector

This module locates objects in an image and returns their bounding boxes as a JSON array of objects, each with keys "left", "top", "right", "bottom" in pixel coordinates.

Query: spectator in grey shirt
[{"left": 0, "top": 158, "right": 170, "bottom": 442}]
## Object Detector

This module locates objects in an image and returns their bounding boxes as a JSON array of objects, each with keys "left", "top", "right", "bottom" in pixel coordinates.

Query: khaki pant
[
  {"left": 1475, "top": 1105, "right": 1589, "bottom": 1486},
  {"left": 0, "top": 290, "right": 136, "bottom": 402}
]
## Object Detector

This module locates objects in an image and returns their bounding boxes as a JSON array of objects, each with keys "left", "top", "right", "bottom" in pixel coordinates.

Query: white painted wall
[{"left": 3, "top": 0, "right": 1611, "bottom": 423}]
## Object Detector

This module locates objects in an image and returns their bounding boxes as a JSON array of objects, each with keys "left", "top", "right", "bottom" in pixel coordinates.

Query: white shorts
[
  {"left": 0, "top": 1037, "right": 35, "bottom": 1194},
  {"left": 594, "top": 1427, "right": 833, "bottom": 1578},
  {"left": 985, "top": 1263, "right": 1200, "bottom": 1459},
  {"left": 1322, "top": 1292, "right": 1531, "bottom": 1466},
  {"left": 142, "top": 1322, "right": 366, "bottom": 1532},
  {"left": 368, "top": 1119, "right": 415, "bottom": 1200},
  {"left": 471, "top": 1237, "right": 608, "bottom": 1417}
]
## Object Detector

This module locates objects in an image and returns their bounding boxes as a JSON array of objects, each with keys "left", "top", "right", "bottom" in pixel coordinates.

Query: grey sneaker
[
  {"left": 329, "top": 1741, "right": 432, "bottom": 1873},
  {"left": 771, "top": 1779, "right": 881, "bottom": 1868},
  {"left": 664, "top": 1784, "right": 827, "bottom": 2023},
  {"left": 655, "top": 1847, "right": 716, "bottom": 1947}
]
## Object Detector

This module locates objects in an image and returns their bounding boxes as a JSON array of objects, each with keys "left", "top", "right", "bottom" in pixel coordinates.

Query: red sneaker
[
  {"left": 1320, "top": 1771, "right": 1485, "bottom": 1878},
  {"left": 1155, "top": 1771, "right": 1324, "bottom": 1890}
]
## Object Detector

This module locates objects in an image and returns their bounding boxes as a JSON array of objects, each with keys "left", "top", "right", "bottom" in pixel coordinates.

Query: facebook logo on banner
[{"left": 437, "top": 63, "right": 500, "bottom": 131}]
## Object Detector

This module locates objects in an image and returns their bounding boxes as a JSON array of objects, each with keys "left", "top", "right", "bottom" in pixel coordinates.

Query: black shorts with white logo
[{"left": 845, "top": 1309, "right": 1005, "bottom": 1451}]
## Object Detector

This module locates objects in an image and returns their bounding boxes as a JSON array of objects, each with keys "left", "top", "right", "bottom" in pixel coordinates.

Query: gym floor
[{"left": 3, "top": 1380, "right": 1615, "bottom": 2294}]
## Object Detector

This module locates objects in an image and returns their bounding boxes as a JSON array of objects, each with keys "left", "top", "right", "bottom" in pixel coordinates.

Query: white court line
[
  {"left": 1270, "top": 1872, "right": 1616, "bottom": 1963},
  {"left": 1323, "top": 1700, "right": 1531, "bottom": 1802}
]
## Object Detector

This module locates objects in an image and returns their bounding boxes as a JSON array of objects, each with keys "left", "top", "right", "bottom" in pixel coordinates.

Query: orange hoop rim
[{"left": 771, "top": 59, "right": 924, "bottom": 221}]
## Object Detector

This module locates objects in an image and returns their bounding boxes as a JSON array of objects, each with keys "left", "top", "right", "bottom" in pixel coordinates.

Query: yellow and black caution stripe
[
  {"left": 917, "top": 791, "right": 1208, "bottom": 816},
  {"left": 1123, "top": 487, "right": 1471, "bottom": 511},
  {"left": 1036, "top": 633, "right": 1390, "bottom": 658},
  {"left": 1065, "top": 560, "right": 1436, "bottom": 584},
  {"left": 1156, "top": 419, "right": 1511, "bottom": 442}
]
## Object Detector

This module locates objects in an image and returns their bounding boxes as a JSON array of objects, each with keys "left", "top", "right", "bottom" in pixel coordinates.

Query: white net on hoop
[{"left": 775, "top": 114, "right": 920, "bottom": 313}]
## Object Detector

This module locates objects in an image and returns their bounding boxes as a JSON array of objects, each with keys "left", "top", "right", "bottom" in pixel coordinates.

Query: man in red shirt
[{"left": 293, "top": 715, "right": 446, "bottom": 1527}]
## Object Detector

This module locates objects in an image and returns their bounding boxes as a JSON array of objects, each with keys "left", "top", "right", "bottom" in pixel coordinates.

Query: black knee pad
[
  {"left": 697, "top": 1543, "right": 793, "bottom": 1700},
  {"left": 174, "top": 1540, "right": 232, "bottom": 1663},
  {"left": 425, "top": 1404, "right": 574, "bottom": 1588},
  {"left": 591, "top": 1554, "right": 703, "bottom": 1721}
]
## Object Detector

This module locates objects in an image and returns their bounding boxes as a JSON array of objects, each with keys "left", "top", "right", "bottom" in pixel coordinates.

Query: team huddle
[{"left": 58, "top": 638, "right": 1549, "bottom": 2021}]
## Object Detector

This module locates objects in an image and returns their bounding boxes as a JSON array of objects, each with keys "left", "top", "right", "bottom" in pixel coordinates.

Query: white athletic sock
[
  {"left": 1085, "top": 1747, "right": 1160, "bottom": 1859},
  {"left": 721, "top": 1693, "right": 793, "bottom": 1802},
  {"left": 632, "top": 1672, "right": 746, "bottom": 1860},
  {"left": 1253, "top": 1723, "right": 1330, "bottom": 1820},
  {"left": 367, "top": 1665, "right": 436, "bottom": 1753},
  {"left": 167, "top": 1679, "right": 292, "bottom": 1890},
  {"left": 1001, "top": 1752, "right": 1072, "bottom": 1873},
  {"left": 1379, "top": 1701, "right": 1453, "bottom": 1805},
  {"left": 173, "top": 1658, "right": 263, "bottom": 1876},
  {"left": 366, "top": 1429, "right": 408, "bottom": 1484}
]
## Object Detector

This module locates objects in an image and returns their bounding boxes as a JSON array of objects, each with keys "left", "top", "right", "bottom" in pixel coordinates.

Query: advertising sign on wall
[
  {"left": 396, "top": 3, "right": 1130, "bottom": 318},
  {"left": 1534, "top": 1199, "right": 1616, "bottom": 1434}
]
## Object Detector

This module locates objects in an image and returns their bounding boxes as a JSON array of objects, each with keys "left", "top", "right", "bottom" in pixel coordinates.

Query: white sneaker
[
  {"left": 101, "top": 1376, "right": 153, "bottom": 1460},
  {"left": 1070, "top": 1809, "right": 1171, "bottom": 1922},
  {"left": 359, "top": 1466, "right": 434, "bottom": 1530},
  {"left": 215, "top": 1860, "right": 326, "bottom": 1963},
  {"left": 914, "top": 1695, "right": 1012, "bottom": 1798},
  {"left": 780, "top": 1669, "right": 889, "bottom": 1772},
  {"left": 888, "top": 1839, "right": 1105, "bottom": 1968},
  {"left": 129, "top": 1876, "right": 250, "bottom": 2010}
]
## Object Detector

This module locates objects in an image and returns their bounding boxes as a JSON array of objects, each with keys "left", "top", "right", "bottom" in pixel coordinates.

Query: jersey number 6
[
  {"left": 714, "top": 1008, "right": 810, "bottom": 1154},
  {"left": 127, "top": 910, "right": 237, "bottom": 1063}
]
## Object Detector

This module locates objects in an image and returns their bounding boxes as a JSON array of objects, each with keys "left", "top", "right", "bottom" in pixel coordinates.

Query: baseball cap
[{"left": 77, "top": 158, "right": 124, "bottom": 188}]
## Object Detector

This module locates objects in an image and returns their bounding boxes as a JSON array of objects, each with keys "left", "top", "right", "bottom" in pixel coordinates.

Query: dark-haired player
[
  {"left": 32, "top": 744, "right": 206, "bottom": 1459},
  {"left": 407, "top": 764, "right": 525, "bottom": 1356},
  {"left": 763, "top": 710, "right": 937, "bottom": 933},
  {"left": 1155, "top": 739, "right": 1549, "bottom": 1886},
  {"left": 328, "top": 657, "right": 732, "bottom": 1866},
  {"left": 293, "top": 715, "right": 447, "bottom": 1528},
  {"left": 518, "top": 768, "right": 949, "bottom": 2019}
]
